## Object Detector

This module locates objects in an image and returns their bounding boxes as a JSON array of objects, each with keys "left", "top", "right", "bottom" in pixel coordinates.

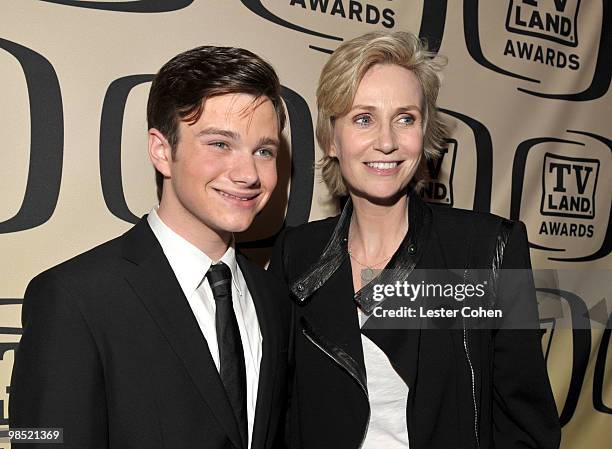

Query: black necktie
[{"left": 206, "top": 262, "right": 248, "bottom": 448}]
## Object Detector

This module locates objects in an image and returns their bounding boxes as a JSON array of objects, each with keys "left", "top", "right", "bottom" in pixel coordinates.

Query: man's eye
[
  {"left": 255, "top": 148, "right": 275, "bottom": 158},
  {"left": 211, "top": 141, "right": 229, "bottom": 149}
]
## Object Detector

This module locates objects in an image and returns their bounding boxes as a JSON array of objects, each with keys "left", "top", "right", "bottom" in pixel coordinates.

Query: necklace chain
[
  {"left": 347, "top": 206, "right": 409, "bottom": 271},
  {"left": 347, "top": 247, "right": 393, "bottom": 269}
]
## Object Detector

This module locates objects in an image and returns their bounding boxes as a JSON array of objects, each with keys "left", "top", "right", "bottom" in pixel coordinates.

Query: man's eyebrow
[
  {"left": 196, "top": 128, "right": 279, "bottom": 148},
  {"left": 196, "top": 127, "right": 240, "bottom": 140},
  {"left": 257, "top": 137, "right": 280, "bottom": 148}
]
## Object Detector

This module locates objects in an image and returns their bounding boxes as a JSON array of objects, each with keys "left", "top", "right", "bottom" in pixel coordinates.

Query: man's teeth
[
  {"left": 367, "top": 162, "right": 398, "bottom": 170},
  {"left": 218, "top": 190, "right": 255, "bottom": 201}
]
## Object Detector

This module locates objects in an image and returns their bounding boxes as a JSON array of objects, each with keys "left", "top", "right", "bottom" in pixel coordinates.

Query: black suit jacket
[
  {"left": 270, "top": 197, "right": 561, "bottom": 449},
  {"left": 9, "top": 218, "right": 290, "bottom": 449}
]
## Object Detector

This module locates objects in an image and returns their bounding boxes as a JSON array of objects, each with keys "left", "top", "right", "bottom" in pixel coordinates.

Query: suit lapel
[
  {"left": 238, "top": 254, "right": 279, "bottom": 449},
  {"left": 121, "top": 219, "right": 244, "bottom": 449}
]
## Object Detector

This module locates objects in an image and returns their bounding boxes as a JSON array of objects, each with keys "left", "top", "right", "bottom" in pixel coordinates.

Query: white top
[
  {"left": 148, "top": 208, "right": 262, "bottom": 448},
  {"left": 359, "top": 310, "right": 410, "bottom": 448}
]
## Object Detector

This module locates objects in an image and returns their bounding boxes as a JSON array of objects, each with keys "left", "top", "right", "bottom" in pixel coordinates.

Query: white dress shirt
[{"left": 148, "top": 208, "right": 262, "bottom": 447}]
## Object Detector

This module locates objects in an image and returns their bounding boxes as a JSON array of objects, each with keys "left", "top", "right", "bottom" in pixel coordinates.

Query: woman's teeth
[{"left": 366, "top": 162, "right": 398, "bottom": 169}]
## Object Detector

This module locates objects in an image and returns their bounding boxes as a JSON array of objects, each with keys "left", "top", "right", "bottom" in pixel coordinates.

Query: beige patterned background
[{"left": 0, "top": 1, "right": 610, "bottom": 447}]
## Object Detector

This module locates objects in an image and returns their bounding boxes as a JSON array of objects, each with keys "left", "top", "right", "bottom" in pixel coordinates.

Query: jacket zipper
[
  {"left": 463, "top": 324, "right": 480, "bottom": 449},
  {"left": 302, "top": 329, "right": 371, "bottom": 449}
]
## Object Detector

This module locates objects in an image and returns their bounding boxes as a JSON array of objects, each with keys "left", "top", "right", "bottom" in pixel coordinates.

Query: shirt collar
[
  {"left": 147, "top": 207, "right": 242, "bottom": 297},
  {"left": 218, "top": 244, "right": 243, "bottom": 297}
]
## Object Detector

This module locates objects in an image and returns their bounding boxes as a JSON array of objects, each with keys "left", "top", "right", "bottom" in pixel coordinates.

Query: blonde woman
[{"left": 270, "top": 31, "right": 560, "bottom": 449}]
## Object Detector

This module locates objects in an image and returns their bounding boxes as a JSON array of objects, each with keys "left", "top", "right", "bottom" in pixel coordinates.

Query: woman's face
[{"left": 331, "top": 63, "right": 424, "bottom": 203}]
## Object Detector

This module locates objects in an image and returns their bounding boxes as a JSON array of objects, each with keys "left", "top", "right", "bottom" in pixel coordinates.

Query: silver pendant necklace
[{"left": 347, "top": 249, "right": 392, "bottom": 284}]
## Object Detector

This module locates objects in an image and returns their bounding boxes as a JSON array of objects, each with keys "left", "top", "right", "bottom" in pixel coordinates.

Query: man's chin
[{"left": 220, "top": 216, "right": 258, "bottom": 234}]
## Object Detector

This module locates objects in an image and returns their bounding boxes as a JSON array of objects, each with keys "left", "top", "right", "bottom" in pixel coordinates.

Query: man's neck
[{"left": 156, "top": 204, "right": 231, "bottom": 262}]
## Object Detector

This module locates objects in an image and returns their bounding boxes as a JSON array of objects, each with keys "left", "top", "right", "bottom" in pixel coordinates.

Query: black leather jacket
[{"left": 270, "top": 194, "right": 561, "bottom": 449}]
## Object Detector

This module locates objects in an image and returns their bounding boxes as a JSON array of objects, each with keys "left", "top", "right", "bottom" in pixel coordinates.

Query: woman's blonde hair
[{"left": 316, "top": 31, "right": 447, "bottom": 197}]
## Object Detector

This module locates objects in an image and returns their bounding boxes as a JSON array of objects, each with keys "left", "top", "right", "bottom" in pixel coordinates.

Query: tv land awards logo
[
  {"left": 504, "top": 0, "right": 581, "bottom": 71},
  {"left": 241, "top": 0, "right": 448, "bottom": 54},
  {"left": 421, "top": 139, "right": 457, "bottom": 206},
  {"left": 288, "top": 0, "right": 396, "bottom": 28},
  {"left": 464, "top": 0, "right": 611, "bottom": 100},
  {"left": 540, "top": 153, "right": 599, "bottom": 219},
  {"left": 511, "top": 130, "right": 611, "bottom": 262},
  {"left": 506, "top": 0, "right": 580, "bottom": 47},
  {"left": 539, "top": 153, "right": 599, "bottom": 239},
  {"left": 426, "top": 109, "right": 494, "bottom": 213}
]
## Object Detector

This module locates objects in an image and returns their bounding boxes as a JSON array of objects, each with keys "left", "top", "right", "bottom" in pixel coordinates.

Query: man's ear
[{"left": 148, "top": 128, "right": 172, "bottom": 177}]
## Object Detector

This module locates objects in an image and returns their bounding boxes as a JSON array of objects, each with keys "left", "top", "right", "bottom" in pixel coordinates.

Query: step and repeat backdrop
[{"left": 0, "top": 0, "right": 610, "bottom": 447}]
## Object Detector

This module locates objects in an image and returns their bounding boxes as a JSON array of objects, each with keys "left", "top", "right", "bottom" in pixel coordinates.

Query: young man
[{"left": 10, "top": 46, "right": 290, "bottom": 449}]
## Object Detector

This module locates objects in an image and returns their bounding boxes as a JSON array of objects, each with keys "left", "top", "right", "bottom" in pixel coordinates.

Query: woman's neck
[{"left": 349, "top": 193, "right": 409, "bottom": 262}]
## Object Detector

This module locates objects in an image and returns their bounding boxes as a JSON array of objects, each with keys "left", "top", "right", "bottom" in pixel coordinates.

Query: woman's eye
[
  {"left": 398, "top": 115, "right": 415, "bottom": 125},
  {"left": 354, "top": 115, "right": 372, "bottom": 126}
]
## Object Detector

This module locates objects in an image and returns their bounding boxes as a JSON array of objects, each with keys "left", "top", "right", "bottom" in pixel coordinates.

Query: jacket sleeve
[
  {"left": 492, "top": 221, "right": 561, "bottom": 449},
  {"left": 9, "top": 272, "right": 109, "bottom": 449},
  {"left": 268, "top": 228, "right": 301, "bottom": 449},
  {"left": 268, "top": 227, "right": 290, "bottom": 283}
]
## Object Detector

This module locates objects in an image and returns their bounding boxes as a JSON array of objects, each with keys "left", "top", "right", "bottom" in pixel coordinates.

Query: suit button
[
  {"left": 408, "top": 244, "right": 416, "bottom": 254},
  {"left": 297, "top": 283, "right": 304, "bottom": 292}
]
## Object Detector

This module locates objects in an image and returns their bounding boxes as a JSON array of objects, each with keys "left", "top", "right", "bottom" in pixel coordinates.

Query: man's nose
[{"left": 229, "top": 152, "right": 260, "bottom": 187}]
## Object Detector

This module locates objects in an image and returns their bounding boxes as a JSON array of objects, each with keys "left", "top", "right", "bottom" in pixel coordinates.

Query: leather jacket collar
[{"left": 290, "top": 192, "right": 433, "bottom": 313}]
